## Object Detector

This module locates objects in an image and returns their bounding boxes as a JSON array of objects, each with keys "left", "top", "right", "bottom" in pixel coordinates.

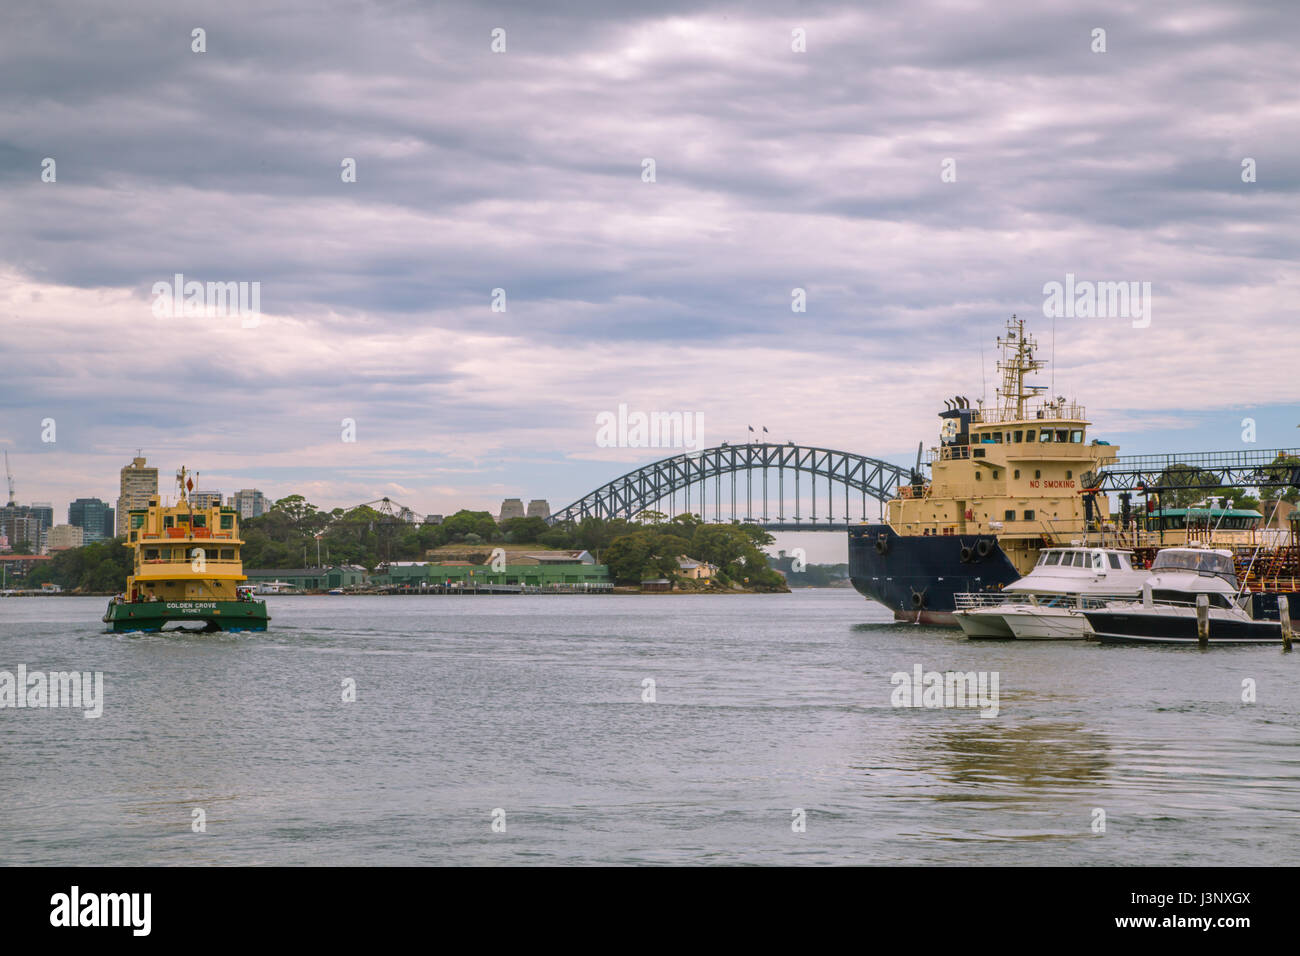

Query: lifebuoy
[
  {"left": 960, "top": 546, "right": 974, "bottom": 563},
  {"left": 976, "top": 538, "right": 992, "bottom": 558},
  {"left": 910, "top": 590, "right": 924, "bottom": 609},
  {"left": 875, "top": 535, "right": 890, "bottom": 555}
]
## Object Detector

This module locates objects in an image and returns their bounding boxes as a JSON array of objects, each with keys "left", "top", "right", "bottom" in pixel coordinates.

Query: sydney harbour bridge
[{"left": 547, "top": 443, "right": 910, "bottom": 531}]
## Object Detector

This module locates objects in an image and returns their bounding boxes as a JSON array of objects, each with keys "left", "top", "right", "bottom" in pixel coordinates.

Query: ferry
[
  {"left": 849, "top": 317, "right": 1119, "bottom": 625},
  {"left": 102, "top": 467, "right": 269, "bottom": 632}
]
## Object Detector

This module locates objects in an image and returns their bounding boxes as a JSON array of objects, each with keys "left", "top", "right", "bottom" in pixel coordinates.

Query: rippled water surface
[{"left": 2, "top": 591, "right": 1297, "bottom": 865}]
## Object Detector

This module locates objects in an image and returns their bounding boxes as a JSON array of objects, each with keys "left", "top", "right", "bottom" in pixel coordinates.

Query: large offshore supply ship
[{"left": 849, "top": 317, "right": 1119, "bottom": 625}]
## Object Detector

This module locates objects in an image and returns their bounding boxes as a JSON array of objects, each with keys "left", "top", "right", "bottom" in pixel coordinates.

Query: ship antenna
[{"left": 980, "top": 339, "right": 987, "bottom": 408}]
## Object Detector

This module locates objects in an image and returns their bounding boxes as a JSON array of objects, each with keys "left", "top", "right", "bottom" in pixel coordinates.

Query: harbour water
[{"left": 2, "top": 591, "right": 1297, "bottom": 865}]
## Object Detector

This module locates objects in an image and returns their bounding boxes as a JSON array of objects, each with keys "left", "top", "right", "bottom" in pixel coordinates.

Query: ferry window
[
  {"left": 993, "top": 470, "right": 1000, "bottom": 479},
  {"left": 1039, "top": 429, "right": 1052, "bottom": 442},
  {"left": 1005, "top": 510, "right": 1016, "bottom": 520},
  {"left": 1108, "top": 554, "right": 1121, "bottom": 569},
  {"left": 992, "top": 433, "right": 1003, "bottom": 443},
  {"left": 220, "top": 548, "right": 234, "bottom": 560},
  {"left": 220, "top": 514, "right": 233, "bottom": 530},
  {"left": 1014, "top": 430, "right": 1023, "bottom": 442},
  {"left": 1045, "top": 551, "right": 1060, "bottom": 565},
  {"left": 131, "top": 514, "right": 144, "bottom": 529},
  {"left": 1092, "top": 553, "right": 1103, "bottom": 569},
  {"left": 973, "top": 448, "right": 985, "bottom": 458},
  {"left": 193, "top": 515, "right": 206, "bottom": 528},
  {"left": 1014, "top": 469, "right": 1020, "bottom": 479},
  {"left": 1071, "top": 430, "right": 1084, "bottom": 443},
  {"left": 1055, "top": 429, "right": 1069, "bottom": 443},
  {"left": 144, "top": 548, "right": 159, "bottom": 560},
  {"left": 1004, "top": 433, "right": 1011, "bottom": 443},
  {"left": 164, "top": 515, "right": 174, "bottom": 528},
  {"left": 975, "top": 471, "right": 982, "bottom": 480},
  {"left": 1066, "top": 470, "right": 1072, "bottom": 479},
  {"left": 1034, "top": 470, "right": 1041, "bottom": 479},
  {"left": 1024, "top": 509, "right": 1036, "bottom": 520},
  {"left": 205, "top": 548, "right": 218, "bottom": 560}
]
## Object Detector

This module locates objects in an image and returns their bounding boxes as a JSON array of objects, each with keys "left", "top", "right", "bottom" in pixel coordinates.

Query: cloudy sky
[{"left": 2, "top": 0, "right": 1298, "bottom": 559}]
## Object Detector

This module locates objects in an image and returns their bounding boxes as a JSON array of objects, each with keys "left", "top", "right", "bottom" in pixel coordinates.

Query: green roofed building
[{"left": 243, "top": 566, "right": 368, "bottom": 591}]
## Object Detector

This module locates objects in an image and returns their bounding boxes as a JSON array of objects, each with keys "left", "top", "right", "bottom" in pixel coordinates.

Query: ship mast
[{"left": 995, "top": 315, "right": 1046, "bottom": 421}]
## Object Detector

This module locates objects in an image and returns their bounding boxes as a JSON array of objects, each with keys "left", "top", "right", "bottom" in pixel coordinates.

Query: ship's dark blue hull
[{"left": 848, "top": 524, "right": 1022, "bottom": 625}]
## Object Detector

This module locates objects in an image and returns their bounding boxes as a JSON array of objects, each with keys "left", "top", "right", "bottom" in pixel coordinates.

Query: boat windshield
[{"left": 1151, "top": 550, "right": 1236, "bottom": 582}]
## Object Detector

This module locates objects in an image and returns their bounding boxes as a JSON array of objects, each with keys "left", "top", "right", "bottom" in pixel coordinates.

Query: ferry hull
[
  {"left": 848, "top": 524, "right": 1022, "bottom": 626},
  {"left": 103, "top": 599, "right": 269, "bottom": 633}
]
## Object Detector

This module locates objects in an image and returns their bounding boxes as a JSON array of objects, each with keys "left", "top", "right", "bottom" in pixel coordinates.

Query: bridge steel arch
[{"left": 547, "top": 443, "right": 910, "bottom": 531}]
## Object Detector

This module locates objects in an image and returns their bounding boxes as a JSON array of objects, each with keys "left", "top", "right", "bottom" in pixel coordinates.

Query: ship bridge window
[
  {"left": 220, "top": 514, "right": 234, "bottom": 530},
  {"left": 220, "top": 548, "right": 234, "bottom": 560},
  {"left": 1055, "top": 429, "right": 1069, "bottom": 442},
  {"left": 144, "top": 548, "right": 159, "bottom": 560},
  {"left": 1024, "top": 509, "right": 1036, "bottom": 520},
  {"left": 130, "top": 514, "right": 144, "bottom": 529},
  {"left": 193, "top": 514, "right": 206, "bottom": 528},
  {"left": 1108, "top": 554, "right": 1122, "bottom": 570},
  {"left": 973, "top": 448, "right": 985, "bottom": 458},
  {"left": 1014, "top": 430, "right": 1024, "bottom": 442},
  {"left": 1005, "top": 509, "right": 1016, "bottom": 521},
  {"left": 1045, "top": 551, "right": 1061, "bottom": 565},
  {"left": 1039, "top": 429, "right": 1053, "bottom": 442},
  {"left": 1071, "top": 430, "right": 1084, "bottom": 443},
  {"left": 164, "top": 516, "right": 174, "bottom": 529}
]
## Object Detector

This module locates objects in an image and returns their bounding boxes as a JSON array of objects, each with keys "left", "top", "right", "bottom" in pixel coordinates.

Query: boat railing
[{"left": 954, "top": 592, "right": 1035, "bottom": 610}]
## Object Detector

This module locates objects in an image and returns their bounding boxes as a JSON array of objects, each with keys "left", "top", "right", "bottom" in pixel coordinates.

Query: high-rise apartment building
[
  {"left": 116, "top": 456, "right": 159, "bottom": 535},
  {"left": 69, "top": 497, "right": 115, "bottom": 542},
  {"left": 229, "top": 488, "right": 267, "bottom": 518}
]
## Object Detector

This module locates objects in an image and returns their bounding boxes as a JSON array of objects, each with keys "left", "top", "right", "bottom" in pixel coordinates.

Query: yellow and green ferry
[{"left": 103, "top": 467, "right": 269, "bottom": 632}]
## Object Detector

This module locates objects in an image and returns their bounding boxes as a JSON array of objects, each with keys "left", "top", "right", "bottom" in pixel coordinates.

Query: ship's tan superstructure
[{"left": 886, "top": 317, "right": 1117, "bottom": 575}]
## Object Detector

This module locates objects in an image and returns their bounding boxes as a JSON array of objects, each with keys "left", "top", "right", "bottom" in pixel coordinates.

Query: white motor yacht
[
  {"left": 1082, "top": 547, "right": 1282, "bottom": 645},
  {"left": 954, "top": 546, "right": 1150, "bottom": 640}
]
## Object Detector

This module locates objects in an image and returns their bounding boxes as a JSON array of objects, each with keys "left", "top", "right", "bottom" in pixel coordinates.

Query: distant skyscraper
[
  {"left": 229, "top": 488, "right": 266, "bottom": 518},
  {"left": 191, "top": 490, "right": 223, "bottom": 509},
  {"left": 29, "top": 502, "right": 54, "bottom": 530},
  {"left": 69, "top": 497, "right": 115, "bottom": 542},
  {"left": 117, "top": 456, "right": 159, "bottom": 535},
  {"left": 0, "top": 505, "right": 44, "bottom": 552}
]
